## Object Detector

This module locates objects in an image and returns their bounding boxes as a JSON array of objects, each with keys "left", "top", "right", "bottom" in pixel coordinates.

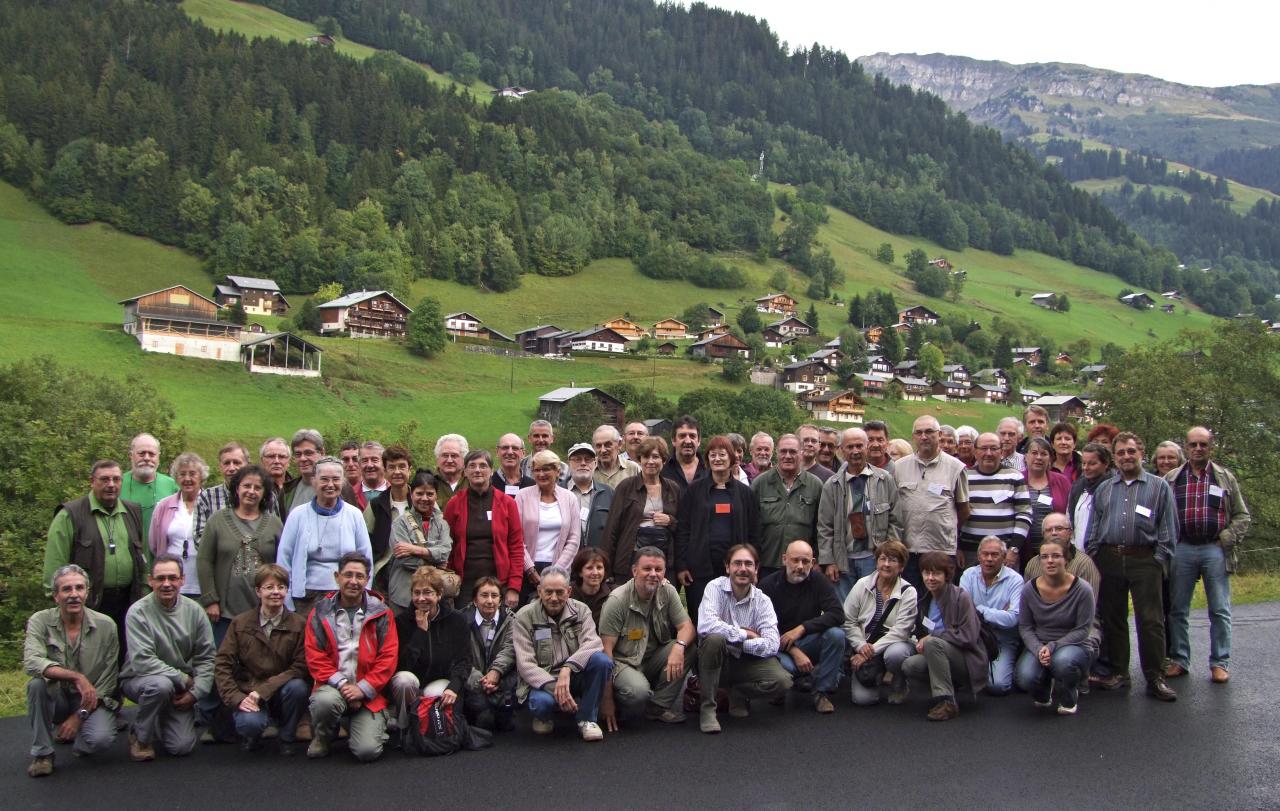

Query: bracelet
[{"left": 674, "top": 640, "right": 687, "bottom": 648}]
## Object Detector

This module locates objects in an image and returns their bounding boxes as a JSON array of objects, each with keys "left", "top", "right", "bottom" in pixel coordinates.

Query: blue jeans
[
  {"left": 987, "top": 638, "right": 1020, "bottom": 696},
  {"left": 1015, "top": 645, "right": 1091, "bottom": 705},
  {"left": 232, "top": 678, "right": 310, "bottom": 743},
  {"left": 1168, "top": 542, "right": 1231, "bottom": 670},
  {"left": 527, "top": 652, "right": 614, "bottom": 723},
  {"left": 835, "top": 556, "right": 878, "bottom": 603},
  {"left": 778, "top": 627, "right": 847, "bottom": 695}
]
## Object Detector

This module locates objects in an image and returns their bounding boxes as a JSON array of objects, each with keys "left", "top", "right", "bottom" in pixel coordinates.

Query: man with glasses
[
  {"left": 796, "top": 424, "right": 834, "bottom": 482},
  {"left": 959, "top": 536, "right": 1022, "bottom": 695},
  {"left": 1085, "top": 432, "right": 1179, "bottom": 700},
  {"left": 280, "top": 429, "right": 324, "bottom": 518},
  {"left": 893, "top": 416, "right": 969, "bottom": 593},
  {"left": 593, "top": 424, "right": 640, "bottom": 489},
  {"left": 751, "top": 434, "right": 822, "bottom": 577},
  {"left": 817, "top": 428, "right": 840, "bottom": 471},
  {"left": 1163, "top": 427, "right": 1250, "bottom": 685},
  {"left": 259, "top": 438, "right": 292, "bottom": 514},
  {"left": 493, "top": 434, "right": 535, "bottom": 495}
]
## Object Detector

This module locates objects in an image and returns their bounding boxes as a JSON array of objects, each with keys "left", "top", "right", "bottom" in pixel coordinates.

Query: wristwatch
[{"left": 77, "top": 708, "right": 90, "bottom": 720}]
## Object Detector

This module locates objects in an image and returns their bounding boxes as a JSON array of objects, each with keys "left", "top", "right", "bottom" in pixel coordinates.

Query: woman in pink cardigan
[
  {"left": 514, "top": 450, "right": 582, "bottom": 603},
  {"left": 148, "top": 452, "right": 208, "bottom": 598}
]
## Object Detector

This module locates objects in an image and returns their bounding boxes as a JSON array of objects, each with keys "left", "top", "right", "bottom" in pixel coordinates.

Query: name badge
[
  {"left": 1037, "top": 494, "right": 1053, "bottom": 506},
  {"left": 534, "top": 628, "right": 552, "bottom": 641},
  {"left": 486, "top": 510, "right": 493, "bottom": 521},
  {"left": 715, "top": 502, "right": 732, "bottom": 514},
  {"left": 485, "top": 628, "right": 496, "bottom": 641},
  {"left": 927, "top": 482, "right": 945, "bottom": 496},
  {"left": 504, "top": 484, "right": 520, "bottom": 496},
  {"left": 1134, "top": 504, "right": 1152, "bottom": 518},
  {"left": 1208, "top": 485, "right": 1224, "bottom": 498},
  {"left": 922, "top": 616, "right": 937, "bottom": 632},
  {"left": 580, "top": 506, "right": 590, "bottom": 522},
  {"left": 626, "top": 628, "right": 645, "bottom": 641}
]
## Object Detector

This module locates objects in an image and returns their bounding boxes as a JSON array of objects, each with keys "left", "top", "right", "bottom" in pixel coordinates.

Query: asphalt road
[{"left": 5, "top": 602, "right": 1278, "bottom": 810}]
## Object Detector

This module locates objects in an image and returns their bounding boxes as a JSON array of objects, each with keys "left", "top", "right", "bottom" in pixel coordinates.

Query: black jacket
[
  {"left": 674, "top": 476, "right": 759, "bottom": 580},
  {"left": 394, "top": 602, "right": 473, "bottom": 697},
  {"left": 661, "top": 454, "right": 707, "bottom": 493},
  {"left": 758, "top": 569, "right": 844, "bottom": 637}
]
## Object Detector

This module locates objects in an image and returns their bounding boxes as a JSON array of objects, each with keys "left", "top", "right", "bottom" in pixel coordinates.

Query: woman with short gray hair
[{"left": 149, "top": 452, "right": 208, "bottom": 598}]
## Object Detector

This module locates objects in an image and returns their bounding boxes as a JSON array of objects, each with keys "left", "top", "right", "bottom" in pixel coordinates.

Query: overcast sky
[{"left": 696, "top": 1, "right": 1276, "bottom": 87}]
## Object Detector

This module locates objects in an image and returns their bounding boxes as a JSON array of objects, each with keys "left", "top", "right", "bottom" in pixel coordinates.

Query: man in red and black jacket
[{"left": 304, "top": 552, "right": 398, "bottom": 761}]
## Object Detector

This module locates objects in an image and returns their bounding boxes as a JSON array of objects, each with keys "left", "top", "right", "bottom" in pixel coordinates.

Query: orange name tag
[{"left": 715, "top": 503, "right": 732, "bottom": 514}]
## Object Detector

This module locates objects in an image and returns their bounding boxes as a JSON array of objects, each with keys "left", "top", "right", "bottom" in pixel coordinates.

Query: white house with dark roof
[{"left": 316, "top": 290, "right": 412, "bottom": 338}]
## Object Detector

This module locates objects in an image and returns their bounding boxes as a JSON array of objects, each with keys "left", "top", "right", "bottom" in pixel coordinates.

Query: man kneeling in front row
[
  {"left": 760, "top": 540, "right": 846, "bottom": 714},
  {"left": 599, "top": 547, "right": 696, "bottom": 730}
]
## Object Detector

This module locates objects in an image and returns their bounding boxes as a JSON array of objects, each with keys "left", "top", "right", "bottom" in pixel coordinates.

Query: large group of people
[{"left": 26, "top": 410, "right": 1251, "bottom": 775}]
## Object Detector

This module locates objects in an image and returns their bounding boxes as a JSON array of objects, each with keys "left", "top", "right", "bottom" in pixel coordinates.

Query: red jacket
[
  {"left": 304, "top": 591, "right": 398, "bottom": 713},
  {"left": 444, "top": 486, "right": 525, "bottom": 593}
]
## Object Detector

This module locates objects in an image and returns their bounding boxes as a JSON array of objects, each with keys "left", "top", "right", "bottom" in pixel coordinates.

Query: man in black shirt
[{"left": 759, "top": 540, "right": 844, "bottom": 713}]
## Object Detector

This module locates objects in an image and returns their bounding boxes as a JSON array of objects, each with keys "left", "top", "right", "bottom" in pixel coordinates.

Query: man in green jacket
[
  {"left": 751, "top": 434, "right": 823, "bottom": 576},
  {"left": 119, "top": 433, "right": 177, "bottom": 549},
  {"left": 120, "top": 554, "right": 217, "bottom": 762},
  {"left": 24, "top": 564, "right": 119, "bottom": 777}
]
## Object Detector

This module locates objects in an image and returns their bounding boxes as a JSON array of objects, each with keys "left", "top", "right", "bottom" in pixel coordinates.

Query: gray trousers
[
  {"left": 697, "top": 634, "right": 792, "bottom": 707},
  {"left": 27, "top": 678, "right": 116, "bottom": 757},
  {"left": 309, "top": 684, "right": 387, "bottom": 762},
  {"left": 613, "top": 640, "right": 695, "bottom": 715},
  {"left": 121, "top": 675, "right": 198, "bottom": 755},
  {"left": 903, "top": 636, "right": 969, "bottom": 699}
]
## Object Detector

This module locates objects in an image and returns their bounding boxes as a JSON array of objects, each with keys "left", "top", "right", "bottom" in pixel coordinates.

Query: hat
[{"left": 567, "top": 442, "right": 596, "bottom": 458}]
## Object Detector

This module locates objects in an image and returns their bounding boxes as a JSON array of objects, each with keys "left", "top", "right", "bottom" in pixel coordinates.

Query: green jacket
[
  {"left": 511, "top": 598, "right": 602, "bottom": 702},
  {"left": 1164, "top": 461, "right": 1252, "bottom": 573},
  {"left": 24, "top": 606, "right": 120, "bottom": 711},
  {"left": 598, "top": 580, "right": 690, "bottom": 668},
  {"left": 816, "top": 463, "right": 901, "bottom": 571},
  {"left": 751, "top": 468, "right": 823, "bottom": 570}
]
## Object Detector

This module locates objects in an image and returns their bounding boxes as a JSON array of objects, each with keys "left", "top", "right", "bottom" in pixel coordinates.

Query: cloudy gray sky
[{"left": 697, "top": 0, "right": 1275, "bottom": 87}]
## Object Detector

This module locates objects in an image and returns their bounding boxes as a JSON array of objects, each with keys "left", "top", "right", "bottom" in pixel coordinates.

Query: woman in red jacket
[{"left": 445, "top": 450, "right": 525, "bottom": 610}]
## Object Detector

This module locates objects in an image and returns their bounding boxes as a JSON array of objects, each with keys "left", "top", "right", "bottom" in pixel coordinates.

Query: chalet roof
[
  {"left": 1032, "top": 395, "right": 1085, "bottom": 407},
  {"left": 1012, "top": 346, "right": 1041, "bottom": 354},
  {"left": 894, "top": 375, "right": 929, "bottom": 387},
  {"left": 603, "top": 317, "right": 642, "bottom": 327},
  {"left": 706, "top": 306, "right": 725, "bottom": 316},
  {"left": 767, "top": 317, "right": 813, "bottom": 330},
  {"left": 974, "top": 368, "right": 1006, "bottom": 378},
  {"left": 1030, "top": 292, "right": 1055, "bottom": 300},
  {"left": 214, "top": 284, "right": 240, "bottom": 298},
  {"left": 445, "top": 311, "right": 482, "bottom": 321},
  {"left": 900, "top": 305, "right": 940, "bottom": 317},
  {"left": 808, "top": 349, "right": 842, "bottom": 361},
  {"left": 654, "top": 318, "right": 688, "bottom": 327},
  {"left": 538, "top": 387, "right": 622, "bottom": 406},
  {"left": 316, "top": 290, "right": 412, "bottom": 312},
  {"left": 486, "top": 328, "right": 515, "bottom": 343},
  {"left": 569, "top": 326, "right": 627, "bottom": 343},
  {"left": 692, "top": 332, "right": 748, "bottom": 348},
  {"left": 240, "top": 331, "right": 323, "bottom": 353},
  {"left": 782, "top": 359, "right": 831, "bottom": 372},
  {"left": 226, "top": 275, "right": 282, "bottom": 293},
  {"left": 118, "top": 284, "right": 218, "bottom": 307},
  {"left": 1020, "top": 388, "right": 1042, "bottom": 398},
  {"left": 518, "top": 324, "right": 563, "bottom": 336},
  {"left": 805, "top": 389, "right": 864, "bottom": 404},
  {"left": 754, "top": 292, "right": 794, "bottom": 302},
  {"left": 1080, "top": 364, "right": 1107, "bottom": 374},
  {"left": 856, "top": 372, "right": 891, "bottom": 384},
  {"left": 942, "top": 364, "right": 968, "bottom": 373},
  {"left": 971, "top": 383, "right": 1008, "bottom": 393},
  {"left": 934, "top": 379, "right": 966, "bottom": 389},
  {"left": 895, "top": 360, "right": 918, "bottom": 371}
]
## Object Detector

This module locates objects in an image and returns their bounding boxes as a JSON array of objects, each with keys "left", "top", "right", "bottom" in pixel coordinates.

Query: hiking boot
[
  {"left": 1164, "top": 663, "right": 1188, "bottom": 679},
  {"left": 531, "top": 717, "right": 554, "bottom": 735},
  {"left": 887, "top": 680, "right": 909, "bottom": 705},
  {"left": 1211, "top": 666, "right": 1230, "bottom": 684},
  {"left": 926, "top": 699, "right": 959, "bottom": 722},
  {"left": 727, "top": 690, "right": 750, "bottom": 719},
  {"left": 813, "top": 693, "right": 835, "bottom": 714},
  {"left": 699, "top": 705, "right": 721, "bottom": 734},
  {"left": 645, "top": 705, "right": 686, "bottom": 724},
  {"left": 305, "top": 737, "right": 330, "bottom": 759},
  {"left": 128, "top": 732, "right": 155, "bottom": 762},
  {"left": 1091, "top": 674, "right": 1130, "bottom": 691},
  {"left": 27, "top": 754, "right": 54, "bottom": 778},
  {"left": 1146, "top": 678, "right": 1177, "bottom": 702},
  {"left": 294, "top": 719, "right": 312, "bottom": 741},
  {"left": 577, "top": 721, "right": 603, "bottom": 742}
]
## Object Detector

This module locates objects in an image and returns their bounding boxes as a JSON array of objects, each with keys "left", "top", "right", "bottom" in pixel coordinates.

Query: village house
[
  {"left": 1162, "top": 290, "right": 1183, "bottom": 300},
  {"left": 969, "top": 382, "right": 1009, "bottom": 404},
  {"left": 564, "top": 326, "right": 628, "bottom": 354},
  {"left": 695, "top": 324, "right": 731, "bottom": 341},
  {"left": 1012, "top": 347, "right": 1042, "bottom": 366},
  {"left": 516, "top": 324, "right": 567, "bottom": 355},
  {"left": 762, "top": 327, "right": 795, "bottom": 349},
  {"left": 973, "top": 368, "right": 1010, "bottom": 387},
  {"left": 652, "top": 318, "right": 689, "bottom": 340},
  {"left": 894, "top": 360, "right": 919, "bottom": 375},
  {"left": 780, "top": 360, "right": 832, "bottom": 394},
  {"left": 1019, "top": 388, "right": 1042, "bottom": 405},
  {"left": 931, "top": 379, "right": 969, "bottom": 402},
  {"left": 1120, "top": 292, "right": 1156, "bottom": 309},
  {"left": 928, "top": 257, "right": 953, "bottom": 272},
  {"left": 656, "top": 341, "right": 678, "bottom": 355},
  {"left": 493, "top": 86, "right": 535, "bottom": 99},
  {"left": 866, "top": 355, "right": 894, "bottom": 375},
  {"left": 767, "top": 316, "right": 813, "bottom": 337},
  {"left": 1031, "top": 395, "right": 1088, "bottom": 423},
  {"left": 799, "top": 389, "right": 866, "bottom": 424},
  {"left": 894, "top": 376, "right": 931, "bottom": 401},
  {"left": 213, "top": 275, "right": 290, "bottom": 316},
  {"left": 891, "top": 321, "right": 914, "bottom": 335},
  {"left": 705, "top": 306, "right": 726, "bottom": 326},
  {"left": 807, "top": 348, "right": 844, "bottom": 366},
  {"left": 442, "top": 312, "right": 513, "bottom": 343},
  {"left": 1079, "top": 364, "right": 1107, "bottom": 384},
  {"left": 537, "top": 387, "right": 625, "bottom": 427},
  {"left": 861, "top": 325, "right": 885, "bottom": 345},
  {"left": 690, "top": 332, "right": 750, "bottom": 360},
  {"left": 856, "top": 372, "right": 891, "bottom": 397},
  {"left": 644, "top": 417, "right": 673, "bottom": 438},
  {"left": 897, "top": 305, "right": 940, "bottom": 326},
  {"left": 305, "top": 33, "right": 335, "bottom": 47},
  {"left": 240, "top": 332, "right": 322, "bottom": 379},
  {"left": 942, "top": 364, "right": 970, "bottom": 384},
  {"left": 120, "top": 285, "right": 243, "bottom": 362},
  {"left": 316, "top": 290, "right": 412, "bottom": 338},
  {"left": 1161, "top": 304, "right": 1177, "bottom": 314},
  {"left": 1030, "top": 292, "right": 1056, "bottom": 309},
  {"left": 601, "top": 317, "right": 647, "bottom": 341},
  {"left": 754, "top": 292, "right": 798, "bottom": 315},
  {"left": 1055, "top": 352, "right": 1073, "bottom": 366}
]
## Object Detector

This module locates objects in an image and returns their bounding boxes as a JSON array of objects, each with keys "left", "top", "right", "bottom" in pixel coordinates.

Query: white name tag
[
  {"left": 922, "top": 616, "right": 937, "bottom": 632},
  {"left": 580, "top": 506, "right": 590, "bottom": 522},
  {"left": 1209, "top": 485, "right": 1224, "bottom": 498},
  {"left": 1134, "top": 504, "right": 1152, "bottom": 518},
  {"left": 991, "top": 491, "right": 1008, "bottom": 504},
  {"left": 486, "top": 510, "right": 493, "bottom": 521},
  {"left": 927, "top": 482, "right": 945, "bottom": 496},
  {"left": 1038, "top": 494, "right": 1053, "bottom": 506},
  {"left": 485, "top": 628, "right": 495, "bottom": 641},
  {"left": 505, "top": 485, "right": 521, "bottom": 496},
  {"left": 534, "top": 628, "right": 552, "bottom": 641}
]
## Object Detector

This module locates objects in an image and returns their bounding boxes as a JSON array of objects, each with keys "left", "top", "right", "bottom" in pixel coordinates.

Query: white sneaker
[
  {"left": 577, "top": 721, "right": 603, "bottom": 741},
  {"left": 531, "top": 718, "right": 554, "bottom": 735}
]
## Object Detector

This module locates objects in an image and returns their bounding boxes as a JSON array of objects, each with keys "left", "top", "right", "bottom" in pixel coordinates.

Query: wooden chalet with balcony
[
  {"left": 317, "top": 290, "right": 412, "bottom": 338},
  {"left": 942, "top": 364, "right": 970, "bottom": 384},
  {"left": 565, "top": 326, "right": 628, "bottom": 353},
  {"left": 445, "top": 312, "right": 513, "bottom": 343},
  {"left": 799, "top": 389, "right": 866, "bottom": 423},
  {"left": 767, "top": 316, "right": 813, "bottom": 337},
  {"left": 762, "top": 327, "right": 795, "bottom": 348},
  {"left": 898, "top": 305, "right": 940, "bottom": 326},
  {"left": 856, "top": 372, "right": 891, "bottom": 397},
  {"left": 969, "top": 382, "right": 1009, "bottom": 404},
  {"left": 213, "top": 275, "right": 290, "bottom": 316},
  {"left": 690, "top": 332, "right": 750, "bottom": 360},
  {"left": 780, "top": 360, "right": 832, "bottom": 394},
  {"left": 601, "top": 317, "right": 647, "bottom": 341},
  {"left": 652, "top": 318, "right": 689, "bottom": 340},
  {"left": 1031, "top": 395, "right": 1088, "bottom": 422},
  {"left": 755, "top": 292, "right": 798, "bottom": 315},
  {"left": 893, "top": 376, "right": 931, "bottom": 401},
  {"left": 931, "top": 379, "right": 969, "bottom": 401},
  {"left": 120, "top": 285, "right": 243, "bottom": 362}
]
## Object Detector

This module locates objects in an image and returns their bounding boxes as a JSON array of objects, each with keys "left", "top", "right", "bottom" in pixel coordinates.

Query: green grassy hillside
[{"left": 181, "top": 0, "right": 492, "bottom": 97}]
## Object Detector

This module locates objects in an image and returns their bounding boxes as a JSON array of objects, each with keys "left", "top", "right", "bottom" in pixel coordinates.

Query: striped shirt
[
  {"left": 697, "top": 576, "right": 781, "bottom": 658},
  {"left": 959, "top": 467, "right": 1032, "bottom": 552},
  {"left": 194, "top": 484, "right": 230, "bottom": 542},
  {"left": 1083, "top": 470, "right": 1177, "bottom": 563}
]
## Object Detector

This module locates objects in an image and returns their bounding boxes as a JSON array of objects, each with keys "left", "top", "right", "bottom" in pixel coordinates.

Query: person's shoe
[
  {"left": 200, "top": 728, "right": 216, "bottom": 745},
  {"left": 27, "top": 754, "right": 54, "bottom": 778},
  {"left": 791, "top": 674, "right": 815, "bottom": 693},
  {"left": 577, "top": 721, "right": 603, "bottom": 742},
  {"left": 1056, "top": 701, "right": 1078, "bottom": 715},
  {"left": 1211, "top": 666, "right": 1230, "bottom": 684},
  {"left": 699, "top": 705, "right": 721, "bottom": 734},
  {"left": 813, "top": 693, "right": 835, "bottom": 714},
  {"left": 294, "top": 719, "right": 312, "bottom": 741},
  {"left": 645, "top": 705, "right": 686, "bottom": 724},
  {"left": 1033, "top": 694, "right": 1054, "bottom": 708},
  {"left": 887, "top": 681, "right": 909, "bottom": 705},
  {"left": 239, "top": 736, "right": 262, "bottom": 753},
  {"left": 305, "top": 737, "right": 330, "bottom": 759},
  {"left": 727, "top": 690, "right": 750, "bottom": 719},
  {"left": 261, "top": 724, "right": 279, "bottom": 740},
  {"left": 1146, "top": 678, "right": 1178, "bottom": 702},
  {"left": 128, "top": 732, "right": 155, "bottom": 762},
  {"left": 531, "top": 717, "right": 554, "bottom": 735},
  {"left": 1164, "top": 663, "right": 1189, "bottom": 679},
  {"left": 1078, "top": 679, "right": 1091, "bottom": 695},
  {"left": 1092, "top": 674, "right": 1130, "bottom": 691},
  {"left": 926, "top": 699, "right": 959, "bottom": 721},
  {"left": 278, "top": 741, "right": 299, "bottom": 757}
]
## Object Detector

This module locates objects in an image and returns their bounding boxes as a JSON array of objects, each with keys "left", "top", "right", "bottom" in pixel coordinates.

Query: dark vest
[{"left": 55, "top": 496, "right": 146, "bottom": 607}]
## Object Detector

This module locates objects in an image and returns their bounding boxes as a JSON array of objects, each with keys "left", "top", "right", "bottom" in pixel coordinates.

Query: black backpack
[{"left": 401, "top": 695, "right": 493, "bottom": 756}]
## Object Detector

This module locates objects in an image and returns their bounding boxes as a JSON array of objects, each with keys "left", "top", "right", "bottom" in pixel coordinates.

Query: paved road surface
[{"left": 5, "top": 603, "right": 1278, "bottom": 809}]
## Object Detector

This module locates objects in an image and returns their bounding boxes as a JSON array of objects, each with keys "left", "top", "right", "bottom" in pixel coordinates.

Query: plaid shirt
[{"left": 1172, "top": 465, "right": 1227, "bottom": 544}]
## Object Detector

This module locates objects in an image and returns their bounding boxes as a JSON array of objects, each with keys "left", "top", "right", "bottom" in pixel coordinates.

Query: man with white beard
[
  {"left": 120, "top": 433, "right": 176, "bottom": 549},
  {"left": 566, "top": 443, "right": 614, "bottom": 549}
]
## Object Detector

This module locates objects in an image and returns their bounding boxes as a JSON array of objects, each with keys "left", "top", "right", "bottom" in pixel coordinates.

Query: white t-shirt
[
  {"left": 165, "top": 499, "right": 201, "bottom": 595},
  {"left": 534, "top": 501, "right": 562, "bottom": 563}
]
